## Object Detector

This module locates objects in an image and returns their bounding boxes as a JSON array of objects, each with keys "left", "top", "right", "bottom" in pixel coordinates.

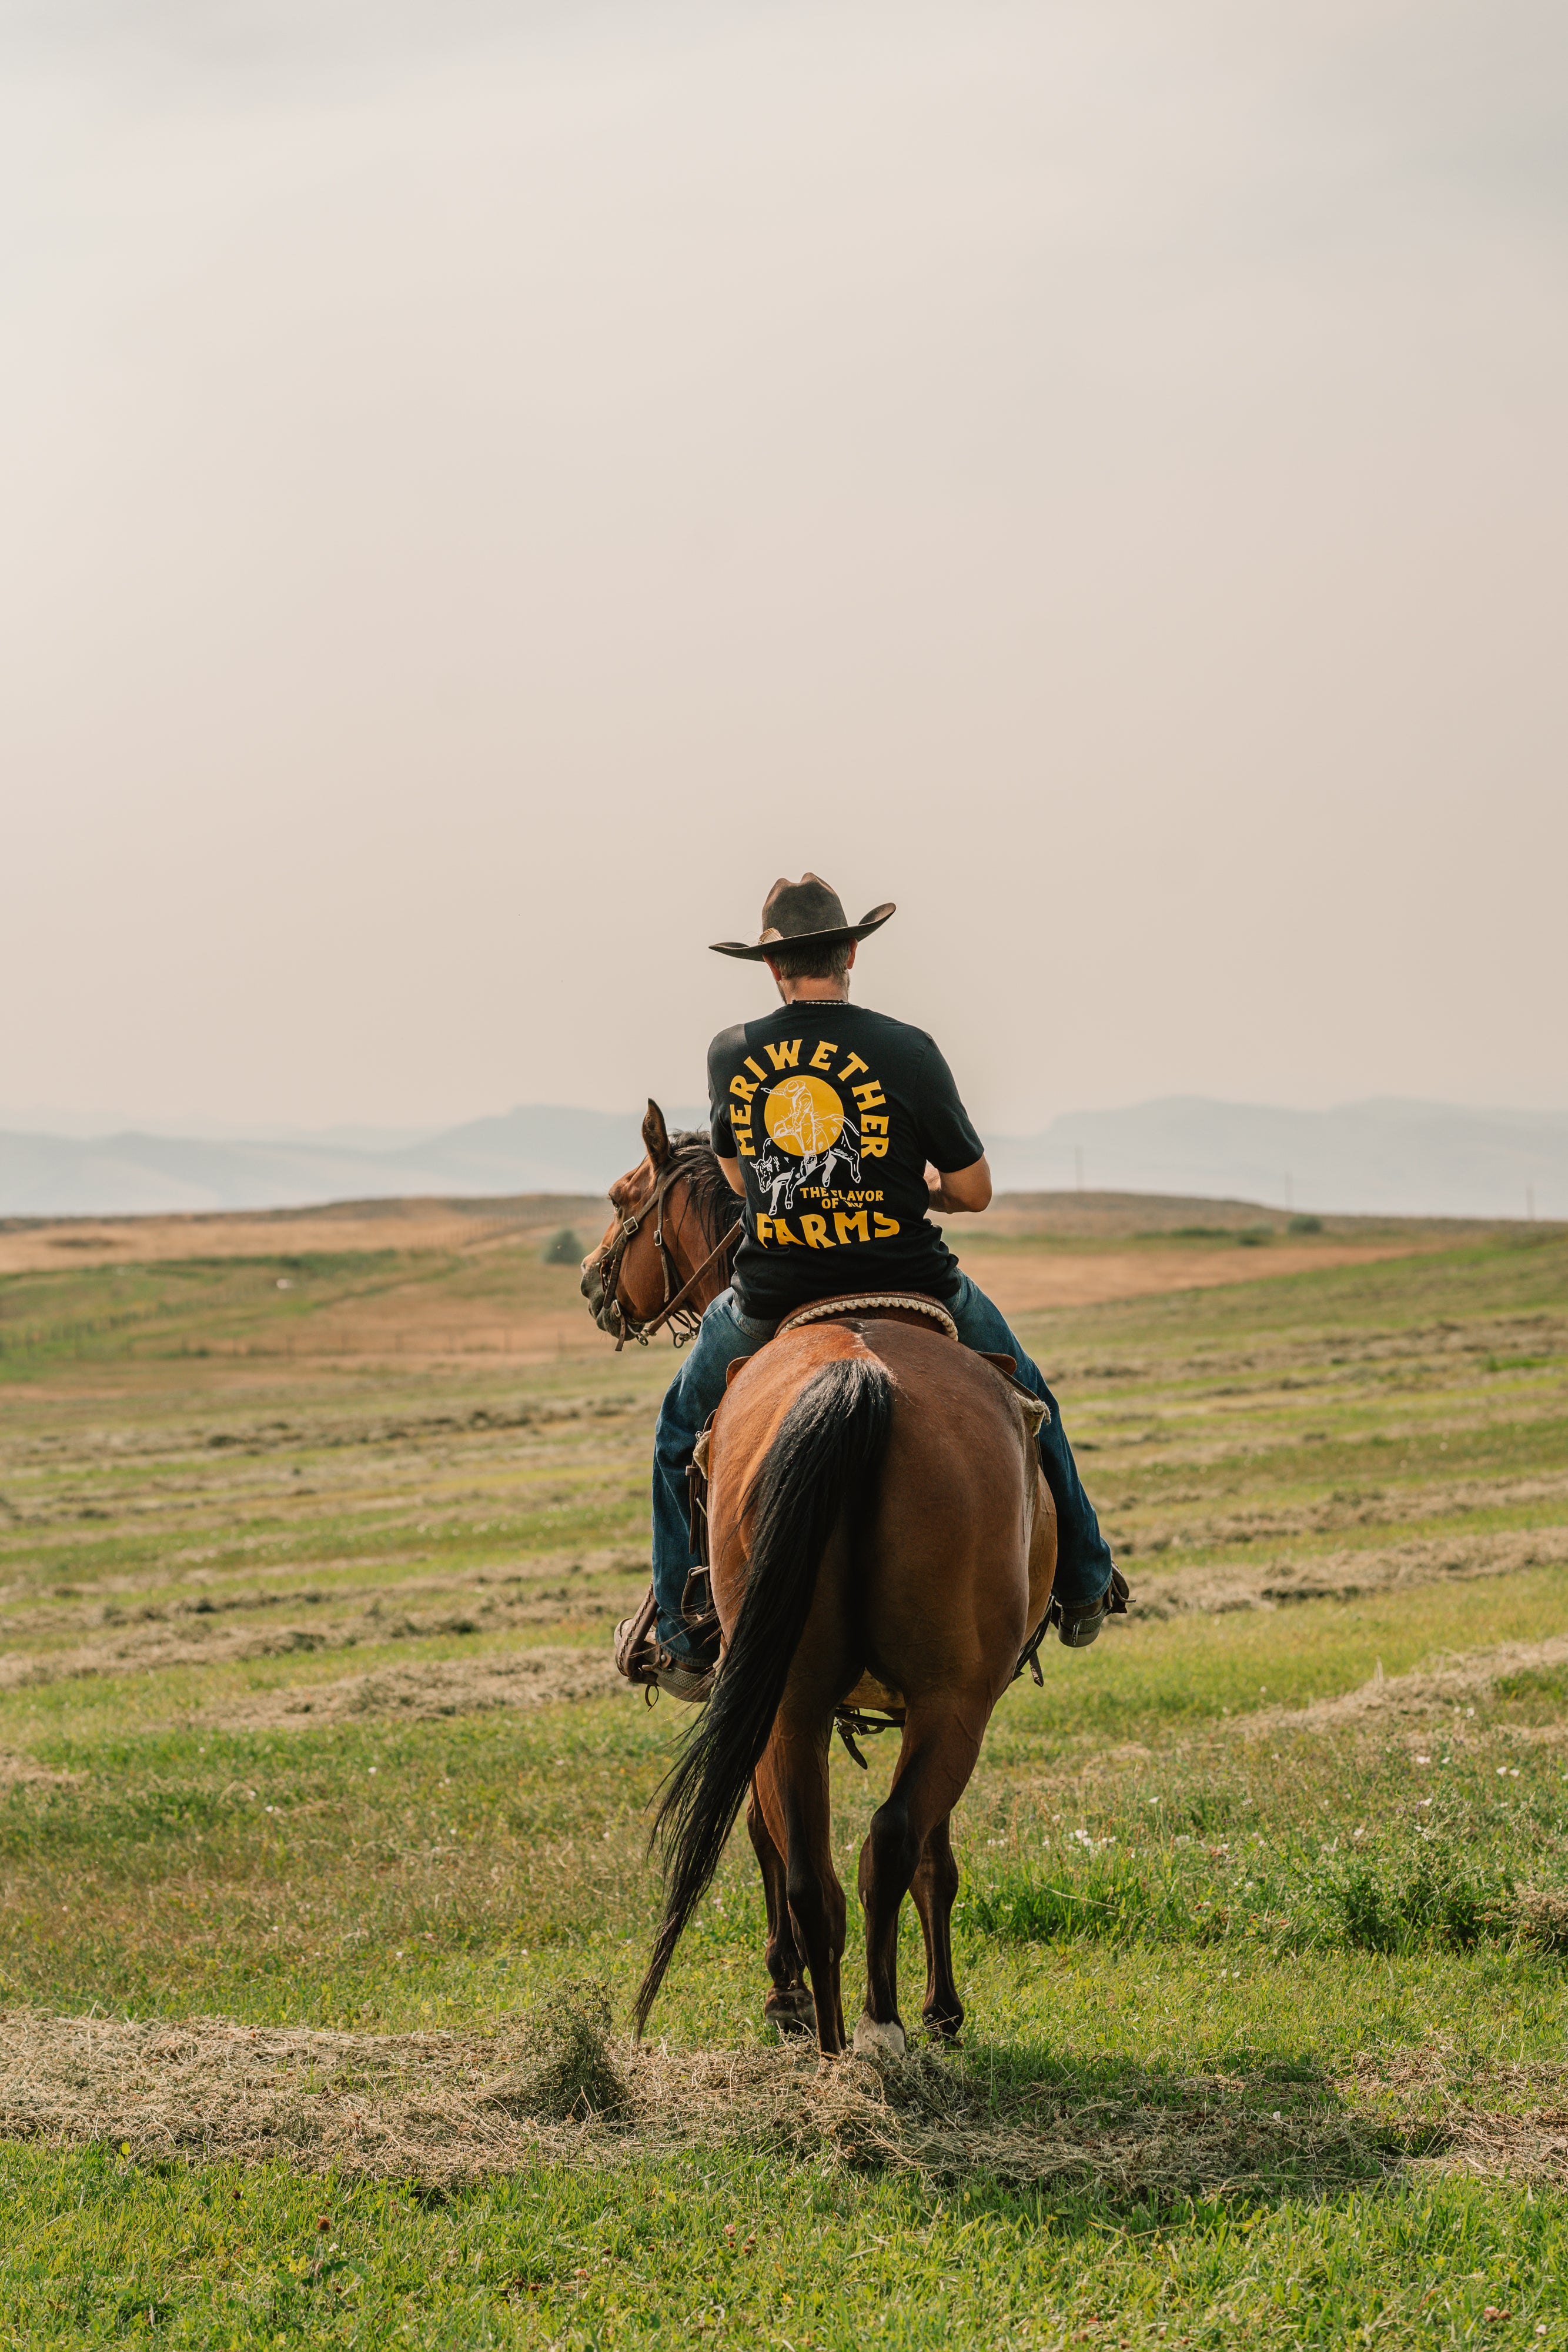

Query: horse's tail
[{"left": 633, "top": 1353, "right": 895, "bottom": 2035}]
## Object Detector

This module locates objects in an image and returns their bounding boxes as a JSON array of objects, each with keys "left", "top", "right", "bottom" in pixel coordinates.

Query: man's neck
[{"left": 778, "top": 983, "right": 851, "bottom": 1005}]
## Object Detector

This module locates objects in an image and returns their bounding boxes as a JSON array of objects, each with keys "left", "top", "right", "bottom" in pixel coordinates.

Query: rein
[{"left": 598, "top": 1148, "right": 741, "bottom": 1352}]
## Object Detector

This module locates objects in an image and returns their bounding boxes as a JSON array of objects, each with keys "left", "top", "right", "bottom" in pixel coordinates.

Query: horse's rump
[{"left": 709, "top": 1317, "right": 1051, "bottom": 1703}]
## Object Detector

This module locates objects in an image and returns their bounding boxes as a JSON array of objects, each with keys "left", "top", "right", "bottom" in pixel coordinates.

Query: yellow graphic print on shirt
[
  {"left": 764, "top": 1074, "right": 844, "bottom": 1157},
  {"left": 728, "top": 1040, "right": 899, "bottom": 1253}
]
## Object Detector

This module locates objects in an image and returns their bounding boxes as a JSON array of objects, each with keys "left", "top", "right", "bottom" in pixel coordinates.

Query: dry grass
[
  {"left": 0, "top": 1187, "right": 1479, "bottom": 1377},
  {"left": 1246, "top": 1631, "right": 1568, "bottom": 1735},
  {"left": 207, "top": 1649, "right": 620, "bottom": 1732},
  {"left": 1127, "top": 1473, "right": 1568, "bottom": 1559},
  {"left": 0, "top": 1750, "right": 78, "bottom": 1788},
  {"left": 0, "top": 1590, "right": 631, "bottom": 1695},
  {"left": 0, "top": 1539, "right": 647, "bottom": 1694},
  {"left": 175, "top": 1514, "right": 1563, "bottom": 1712},
  {"left": 9, "top": 1522, "right": 1563, "bottom": 1711},
  {"left": 4, "top": 1999, "right": 1565, "bottom": 2197},
  {"left": 0, "top": 1197, "right": 606, "bottom": 1277},
  {"left": 1132, "top": 1525, "right": 1568, "bottom": 1621},
  {"left": 957, "top": 1240, "right": 1435, "bottom": 1314},
  {"left": 978, "top": 1193, "right": 1525, "bottom": 1244}
]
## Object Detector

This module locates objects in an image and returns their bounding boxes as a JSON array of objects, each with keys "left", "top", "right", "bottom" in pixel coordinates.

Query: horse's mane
[{"left": 669, "top": 1129, "right": 744, "bottom": 1238}]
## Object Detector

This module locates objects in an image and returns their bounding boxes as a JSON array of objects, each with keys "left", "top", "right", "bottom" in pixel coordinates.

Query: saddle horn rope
[{"left": 775, "top": 1292, "right": 959, "bottom": 1342}]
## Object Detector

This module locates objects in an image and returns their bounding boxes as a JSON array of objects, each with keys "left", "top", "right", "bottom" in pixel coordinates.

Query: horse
[
  {"left": 584, "top": 1103, "right": 1058, "bottom": 2058},
  {"left": 579, "top": 1100, "right": 744, "bottom": 1349}
]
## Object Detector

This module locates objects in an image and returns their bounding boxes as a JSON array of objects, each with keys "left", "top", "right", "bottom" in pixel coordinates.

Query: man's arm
[
  {"left": 914, "top": 1035, "right": 988, "bottom": 1217},
  {"left": 926, "top": 1155, "right": 992, "bottom": 1215},
  {"left": 718, "top": 1156, "right": 746, "bottom": 1197}
]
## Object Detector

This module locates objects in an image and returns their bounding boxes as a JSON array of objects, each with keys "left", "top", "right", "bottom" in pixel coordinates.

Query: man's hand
[{"left": 926, "top": 1155, "right": 992, "bottom": 1215}]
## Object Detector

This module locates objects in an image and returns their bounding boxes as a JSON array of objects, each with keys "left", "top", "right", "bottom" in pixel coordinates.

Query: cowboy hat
[{"left": 709, "top": 873, "right": 896, "bottom": 962}]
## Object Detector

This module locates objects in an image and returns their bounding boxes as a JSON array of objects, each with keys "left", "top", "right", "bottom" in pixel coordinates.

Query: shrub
[
  {"left": 541, "top": 1228, "right": 584, "bottom": 1266},
  {"left": 1288, "top": 1214, "right": 1325, "bottom": 1235}
]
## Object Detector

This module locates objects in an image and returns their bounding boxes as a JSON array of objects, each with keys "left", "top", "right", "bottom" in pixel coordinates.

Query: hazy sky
[{"left": 5, "top": 0, "right": 1565, "bottom": 1138}]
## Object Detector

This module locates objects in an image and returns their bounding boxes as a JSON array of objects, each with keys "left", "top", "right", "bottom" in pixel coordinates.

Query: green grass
[
  {"left": 1, "top": 1228, "right": 1567, "bottom": 2343},
  {"left": 8, "top": 2148, "right": 1568, "bottom": 2348}
]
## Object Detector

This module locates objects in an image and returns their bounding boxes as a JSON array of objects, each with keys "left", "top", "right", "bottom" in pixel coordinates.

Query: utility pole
[
  {"left": 1074, "top": 1147, "right": 1084, "bottom": 1195},
  {"left": 1285, "top": 1171, "right": 1293, "bottom": 1214}
]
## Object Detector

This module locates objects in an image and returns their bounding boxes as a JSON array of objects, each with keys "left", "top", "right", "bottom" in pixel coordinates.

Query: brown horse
[
  {"left": 582, "top": 1104, "right": 1058, "bottom": 2059},
  {"left": 579, "top": 1100, "right": 743, "bottom": 1348},
  {"left": 636, "top": 1309, "right": 1056, "bottom": 2056}
]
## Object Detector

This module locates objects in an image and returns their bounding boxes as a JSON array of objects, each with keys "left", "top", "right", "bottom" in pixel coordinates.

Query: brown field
[
  {"left": 0, "top": 1194, "right": 605, "bottom": 1277},
  {"left": 952, "top": 1237, "right": 1424, "bottom": 1310},
  {"left": 0, "top": 1189, "right": 1516, "bottom": 1380}
]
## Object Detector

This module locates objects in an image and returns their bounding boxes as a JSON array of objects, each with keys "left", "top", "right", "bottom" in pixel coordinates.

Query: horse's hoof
[
  {"left": 852, "top": 2014, "right": 907, "bottom": 2062},
  {"left": 764, "top": 1987, "right": 816, "bottom": 2040},
  {"left": 922, "top": 2010, "right": 964, "bottom": 2044}
]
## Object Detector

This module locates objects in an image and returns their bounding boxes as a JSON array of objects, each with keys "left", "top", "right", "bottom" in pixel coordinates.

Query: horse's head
[{"left": 580, "top": 1099, "right": 741, "bottom": 1349}]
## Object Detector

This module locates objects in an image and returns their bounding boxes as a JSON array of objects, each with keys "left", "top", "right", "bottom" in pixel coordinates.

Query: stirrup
[
  {"left": 613, "top": 1585, "right": 660, "bottom": 1684},
  {"left": 613, "top": 1585, "right": 717, "bottom": 1704}
]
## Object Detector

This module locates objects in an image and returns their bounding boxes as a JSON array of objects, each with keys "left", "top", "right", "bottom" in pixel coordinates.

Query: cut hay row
[
  {"left": 1127, "top": 1523, "right": 1568, "bottom": 1622},
  {"left": 6, "top": 1525, "right": 1567, "bottom": 1708},
  {"left": 0, "top": 1609, "right": 627, "bottom": 1696},
  {"left": 1244, "top": 1631, "right": 1568, "bottom": 1736},
  {"left": 210, "top": 1649, "right": 621, "bottom": 1730},
  {"left": 5, "top": 2002, "right": 1566, "bottom": 2195}
]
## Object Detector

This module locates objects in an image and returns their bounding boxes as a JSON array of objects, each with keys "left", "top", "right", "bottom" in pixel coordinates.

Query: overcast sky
[{"left": 4, "top": 0, "right": 1565, "bottom": 1138}]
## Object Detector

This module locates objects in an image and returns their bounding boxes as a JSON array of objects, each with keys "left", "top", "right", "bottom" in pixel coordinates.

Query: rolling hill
[{"left": 2, "top": 1098, "right": 1563, "bottom": 1221}]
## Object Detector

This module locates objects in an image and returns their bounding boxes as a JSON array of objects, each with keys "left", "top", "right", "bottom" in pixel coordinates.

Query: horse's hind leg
[
  {"left": 856, "top": 1708, "right": 984, "bottom": 2059},
  {"left": 910, "top": 1814, "right": 964, "bottom": 2042},
  {"left": 746, "top": 1780, "right": 813, "bottom": 2039},
  {"left": 765, "top": 1723, "right": 847, "bottom": 2056}
]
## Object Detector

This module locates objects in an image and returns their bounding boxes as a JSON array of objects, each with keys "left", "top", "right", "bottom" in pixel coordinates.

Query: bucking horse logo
[{"left": 755, "top": 1074, "right": 862, "bottom": 1212}]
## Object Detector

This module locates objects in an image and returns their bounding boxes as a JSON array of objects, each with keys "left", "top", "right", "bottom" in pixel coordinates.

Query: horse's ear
[{"left": 642, "top": 1099, "right": 671, "bottom": 1170}]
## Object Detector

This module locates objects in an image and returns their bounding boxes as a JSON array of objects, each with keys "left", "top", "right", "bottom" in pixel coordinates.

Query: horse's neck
[{"left": 672, "top": 1164, "right": 738, "bottom": 1305}]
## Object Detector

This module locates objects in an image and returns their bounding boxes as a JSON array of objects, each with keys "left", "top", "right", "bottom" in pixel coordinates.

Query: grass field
[{"left": 1, "top": 1203, "right": 1566, "bottom": 2346}]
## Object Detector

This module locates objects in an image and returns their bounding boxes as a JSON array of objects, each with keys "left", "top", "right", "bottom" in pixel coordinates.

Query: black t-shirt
[{"left": 708, "top": 1002, "right": 985, "bottom": 1322}]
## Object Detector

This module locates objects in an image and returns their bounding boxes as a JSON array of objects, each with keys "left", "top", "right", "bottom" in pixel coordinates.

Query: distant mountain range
[
  {"left": 0, "top": 1105, "right": 704, "bottom": 1220},
  {"left": 984, "top": 1098, "right": 1567, "bottom": 1221},
  {"left": 1, "top": 1098, "right": 1563, "bottom": 1222}
]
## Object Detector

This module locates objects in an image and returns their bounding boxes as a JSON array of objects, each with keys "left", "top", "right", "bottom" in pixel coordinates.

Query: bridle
[
  {"left": 596, "top": 1149, "right": 741, "bottom": 1352},
  {"left": 595, "top": 1145, "right": 742, "bottom": 1352}
]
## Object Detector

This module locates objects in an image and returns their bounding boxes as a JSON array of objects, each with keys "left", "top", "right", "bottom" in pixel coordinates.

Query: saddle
[{"left": 673, "top": 1292, "right": 1058, "bottom": 1758}]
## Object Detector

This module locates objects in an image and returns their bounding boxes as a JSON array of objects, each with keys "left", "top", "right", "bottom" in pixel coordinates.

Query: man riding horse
[{"left": 611, "top": 873, "right": 1125, "bottom": 1700}]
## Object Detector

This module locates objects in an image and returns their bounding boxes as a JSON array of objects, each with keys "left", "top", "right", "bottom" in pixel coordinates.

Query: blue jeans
[{"left": 650, "top": 1274, "right": 1115, "bottom": 1655}]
